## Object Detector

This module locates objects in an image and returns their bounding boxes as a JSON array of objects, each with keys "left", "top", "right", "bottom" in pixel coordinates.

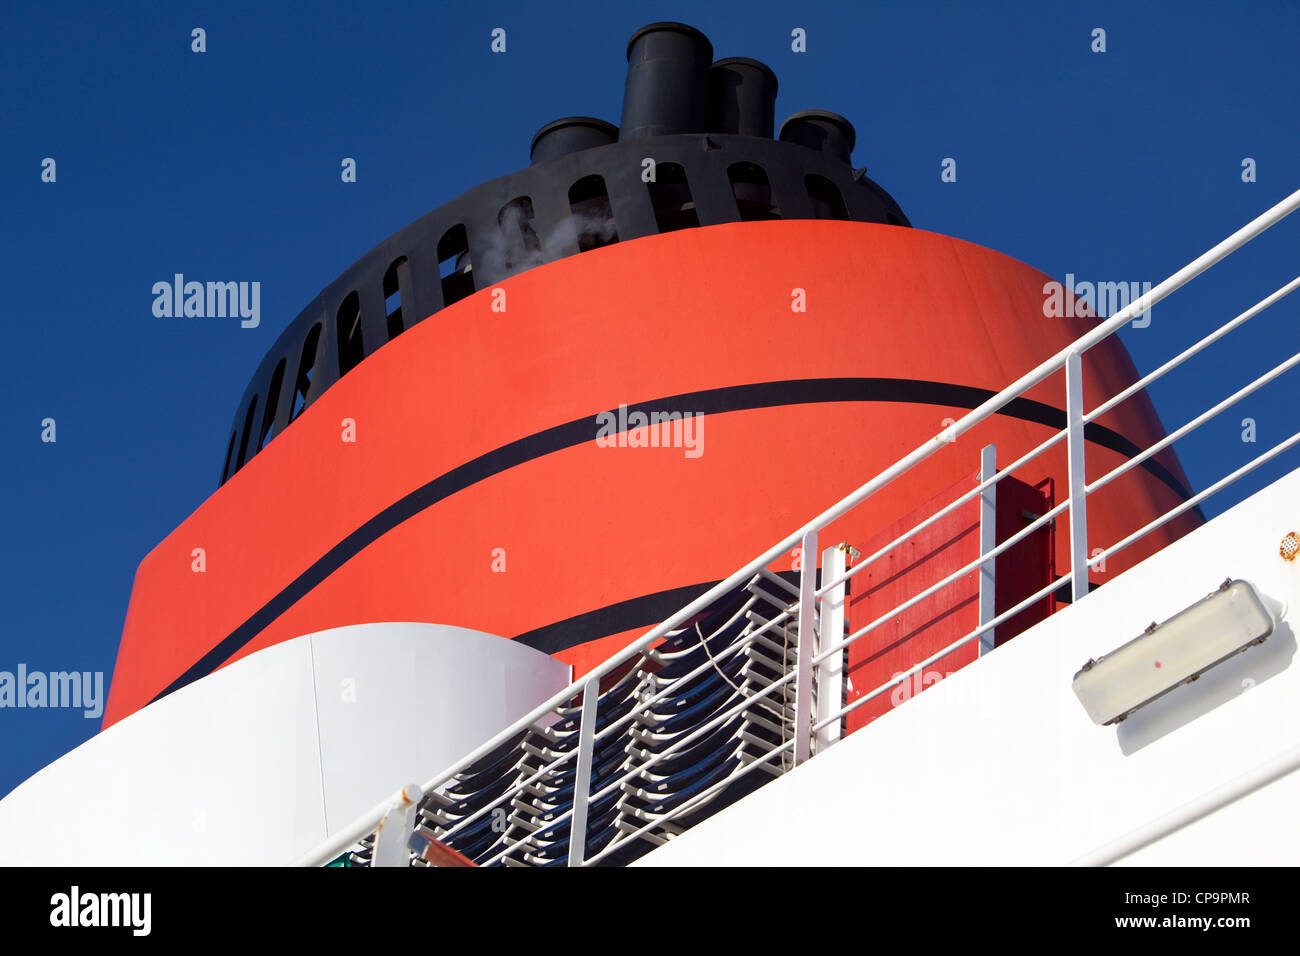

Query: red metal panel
[
  {"left": 842, "top": 470, "right": 1054, "bottom": 733},
  {"left": 993, "top": 476, "right": 1056, "bottom": 646},
  {"left": 843, "top": 472, "right": 981, "bottom": 733}
]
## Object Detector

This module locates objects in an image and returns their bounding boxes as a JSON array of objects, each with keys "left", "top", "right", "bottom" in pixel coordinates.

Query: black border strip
[
  {"left": 515, "top": 581, "right": 724, "bottom": 655},
  {"left": 148, "top": 377, "right": 1193, "bottom": 704}
]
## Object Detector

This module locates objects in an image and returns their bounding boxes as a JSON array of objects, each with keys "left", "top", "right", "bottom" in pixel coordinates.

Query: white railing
[{"left": 297, "top": 187, "right": 1300, "bottom": 867}]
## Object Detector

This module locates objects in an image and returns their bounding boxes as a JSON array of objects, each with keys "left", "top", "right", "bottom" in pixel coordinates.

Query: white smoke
[{"left": 474, "top": 201, "right": 619, "bottom": 282}]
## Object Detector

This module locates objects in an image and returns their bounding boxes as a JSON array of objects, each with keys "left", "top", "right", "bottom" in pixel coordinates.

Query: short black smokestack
[
  {"left": 708, "top": 57, "right": 778, "bottom": 138},
  {"left": 530, "top": 117, "right": 619, "bottom": 165},
  {"left": 619, "top": 22, "right": 713, "bottom": 140},
  {"left": 779, "top": 110, "right": 857, "bottom": 165}
]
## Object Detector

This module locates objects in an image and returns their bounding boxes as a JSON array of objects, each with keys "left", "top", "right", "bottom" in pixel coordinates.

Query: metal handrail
[
  {"left": 432, "top": 602, "right": 794, "bottom": 844},
  {"left": 1088, "top": 430, "right": 1300, "bottom": 569},
  {"left": 1084, "top": 276, "right": 1300, "bottom": 424},
  {"left": 812, "top": 497, "right": 1068, "bottom": 666},
  {"left": 1086, "top": 349, "right": 1300, "bottom": 495},
  {"left": 812, "top": 274, "right": 1300, "bottom": 602},
  {"left": 814, "top": 427, "right": 1067, "bottom": 598},
  {"left": 296, "top": 186, "right": 1300, "bottom": 867},
  {"left": 815, "top": 570, "right": 1070, "bottom": 733},
  {"left": 474, "top": 669, "right": 801, "bottom": 868}
]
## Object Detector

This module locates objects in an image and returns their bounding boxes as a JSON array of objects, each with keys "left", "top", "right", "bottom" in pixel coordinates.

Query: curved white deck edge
[{"left": 0, "top": 623, "right": 570, "bottom": 866}]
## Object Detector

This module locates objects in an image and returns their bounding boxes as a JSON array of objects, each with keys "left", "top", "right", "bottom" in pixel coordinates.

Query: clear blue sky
[{"left": 2, "top": 0, "right": 1298, "bottom": 799}]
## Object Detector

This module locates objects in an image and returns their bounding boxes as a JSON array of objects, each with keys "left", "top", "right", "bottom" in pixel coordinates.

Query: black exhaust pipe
[
  {"left": 708, "top": 57, "right": 778, "bottom": 138},
  {"left": 530, "top": 117, "right": 618, "bottom": 165},
  {"left": 779, "top": 109, "right": 856, "bottom": 165},
  {"left": 619, "top": 22, "right": 713, "bottom": 140}
]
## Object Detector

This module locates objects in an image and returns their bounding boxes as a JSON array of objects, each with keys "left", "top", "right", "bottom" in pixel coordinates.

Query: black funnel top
[{"left": 221, "top": 21, "right": 909, "bottom": 485}]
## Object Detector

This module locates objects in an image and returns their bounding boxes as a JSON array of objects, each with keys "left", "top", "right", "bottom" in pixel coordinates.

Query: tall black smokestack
[{"left": 619, "top": 22, "right": 713, "bottom": 139}]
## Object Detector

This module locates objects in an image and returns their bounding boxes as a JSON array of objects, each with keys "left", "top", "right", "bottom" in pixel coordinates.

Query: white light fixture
[{"left": 1072, "top": 579, "right": 1277, "bottom": 726}]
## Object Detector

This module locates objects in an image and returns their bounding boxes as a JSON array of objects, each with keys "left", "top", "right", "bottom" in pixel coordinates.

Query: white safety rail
[{"left": 298, "top": 188, "right": 1300, "bottom": 867}]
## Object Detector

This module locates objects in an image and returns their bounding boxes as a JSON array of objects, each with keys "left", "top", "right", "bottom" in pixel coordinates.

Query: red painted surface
[
  {"left": 994, "top": 476, "right": 1057, "bottom": 645},
  {"left": 842, "top": 470, "right": 1055, "bottom": 733},
  {"left": 105, "top": 220, "right": 1199, "bottom": 726}
]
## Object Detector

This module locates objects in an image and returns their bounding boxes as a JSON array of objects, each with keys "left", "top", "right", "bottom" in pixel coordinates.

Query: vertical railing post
[
  {"left": 567, "top": 674, "right": 600, "bottom": 868},
  {"left": 1065, "top": 351, "right": 1090, "bottom": 602},
  {"left": 815, "top": 543, "right": 846, "bottom": 752},
  {"left": 371, "top": 783, "right": 424, "bottom": 867},
  {"left": 794, "top": 529, "right": 818, "bottom": 766},
  {"left": 978, "top": 443, "right": 998, "bottom": 656}
]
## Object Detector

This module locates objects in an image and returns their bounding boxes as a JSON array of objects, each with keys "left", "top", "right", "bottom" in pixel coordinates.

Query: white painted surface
[
  {"left": 1114, "top": 756, "right": 1300, "bottom": 866},
  {"left": 0, "top": 623, "right": 570, "bottom": 865},
  {"left": 309, "top": 622, "right": 571, "bottom": 832},
  {"left": 636, "top": 467, "right": 1300, "bottom": 866}
]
